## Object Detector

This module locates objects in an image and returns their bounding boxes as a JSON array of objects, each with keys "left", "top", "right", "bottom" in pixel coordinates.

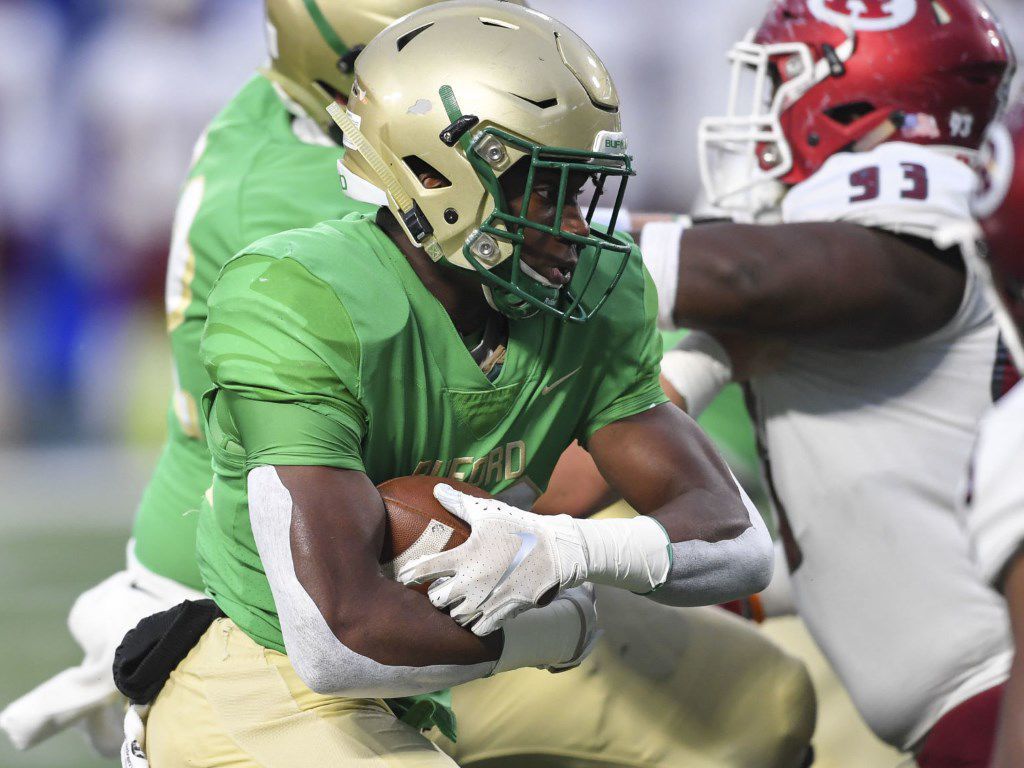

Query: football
[{"left": 378, "top": 475, "right": 485, "bottom": 592}]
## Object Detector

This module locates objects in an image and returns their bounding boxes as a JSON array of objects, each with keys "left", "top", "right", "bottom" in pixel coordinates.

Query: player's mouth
[{"left": 521, "top": 249, "right": 578, "bottom": 287}]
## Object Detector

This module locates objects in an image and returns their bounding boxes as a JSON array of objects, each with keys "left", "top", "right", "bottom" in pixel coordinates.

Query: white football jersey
[
  {"left": 962, "top": 381, "right": 1024, "bottom": 588},
  {"left": 749, "top": 142, "right": 1012, "bottom": 749}
]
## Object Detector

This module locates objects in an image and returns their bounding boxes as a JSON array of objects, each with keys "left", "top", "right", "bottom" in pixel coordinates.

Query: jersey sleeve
[
  {"left": 579, "top": 256, "right": 668, "bottom": 442},
  {"left": 963, "top": 383, "right": 1024, "bottom": 587},
  {"left": 202, "top": 252, "right": 367, "bottom": 471},
  {"left": 781, "top": 142, "right": 975, "bottom": 247}
]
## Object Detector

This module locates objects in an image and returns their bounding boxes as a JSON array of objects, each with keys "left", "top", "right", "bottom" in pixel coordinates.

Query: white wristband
[
  {"left": 660, "top": 332, "right": 733, "bottom": 417},
  {"left": 491, "top": 596, "right": 581, "bottom": 674},
  {"left": 640, "top": 218, "right": 691, "bottom": 330},
  {"left": 576, "top": 516, "right": 672, "bottom": 594}
]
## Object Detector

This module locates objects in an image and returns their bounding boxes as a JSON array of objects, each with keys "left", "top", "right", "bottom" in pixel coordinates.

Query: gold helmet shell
[
  {"left": 264, "top": 0, "right": 494, "bottom": 129},
  {"left": 337, "top": 0, "right": 634, "bottom": 321}
]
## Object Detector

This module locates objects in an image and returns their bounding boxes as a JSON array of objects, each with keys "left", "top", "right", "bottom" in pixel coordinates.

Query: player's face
[{"left": 502, "top": 164, "right": 591, "bottom": 287}]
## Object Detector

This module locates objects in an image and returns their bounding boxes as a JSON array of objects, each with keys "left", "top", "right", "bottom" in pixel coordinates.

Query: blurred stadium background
[{"left": 1, "top": 1, "right": 1021, "bottom": 766}]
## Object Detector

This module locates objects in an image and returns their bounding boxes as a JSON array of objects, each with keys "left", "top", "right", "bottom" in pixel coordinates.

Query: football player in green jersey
[
  {"left": 0, "top": 0, "right": 450, "bottom": 757},
  {"left": 140, "top": 4, "right": 781, "bottom": 766}
]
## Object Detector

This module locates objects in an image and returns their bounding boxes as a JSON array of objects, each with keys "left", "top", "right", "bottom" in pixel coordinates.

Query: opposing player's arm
[
  {"left": 655, "top": 221, "right": 965, "bottom": 348},
  {"left": 534, "top": 440, "right": 617, "bottom": 518}
]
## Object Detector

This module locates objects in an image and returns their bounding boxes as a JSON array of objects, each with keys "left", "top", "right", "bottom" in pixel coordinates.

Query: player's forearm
[
  {"left": 249, "top": 466, "right": 497, "bottom": 696},
  {"left": 253, "top": 466, "right": 588, "bottom": 696},
  {"left": 569, "top": 474, "right": 772, "bottom": 606},
  {"left": 298, "top": 577, "right": 591, "bottom": 694},
  {"left": 583, "top": 407, "right": 773, "bottom": 604}
]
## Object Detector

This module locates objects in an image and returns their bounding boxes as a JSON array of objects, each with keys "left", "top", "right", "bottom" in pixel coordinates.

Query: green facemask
[{"left": 440, "top": 86, "right": 636, "bottom": 324}]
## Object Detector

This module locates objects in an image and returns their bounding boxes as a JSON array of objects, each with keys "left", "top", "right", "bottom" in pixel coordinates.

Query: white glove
[
  {"left": 491, "top": 583, "right": 600, "bottom": 674},
  {"left": 398, "top": 484, "right": 589, "bottom": 636}
]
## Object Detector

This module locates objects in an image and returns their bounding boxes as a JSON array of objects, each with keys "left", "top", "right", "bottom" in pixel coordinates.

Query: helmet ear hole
[
  {"left": 823, "top": 101, "right": 877, "bottom": 126},
  {"left": 403, "top": 156, "right": 452, "bottom": 189}
]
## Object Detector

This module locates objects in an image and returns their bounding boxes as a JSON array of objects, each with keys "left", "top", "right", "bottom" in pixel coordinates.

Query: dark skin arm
[
  {"left": 671, "top": 222, "right": 965, "bottom": 348},
  {"left": 278, "top": 465, "right": 502, "bottom": 667},
  {"left": 584, "top": 402, "right": 751, "bottom": 544},
  {"left": 993, "top": 552, "right": 1024, "bottom": 768},
  {"left": 534, "top": 440, "right": 616, "bottom": 518},
  {"left": 538, "top": 363, "right": 766, "bottom": 521}
]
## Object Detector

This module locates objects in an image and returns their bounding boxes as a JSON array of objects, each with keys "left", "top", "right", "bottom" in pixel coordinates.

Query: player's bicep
[
  {"left": 676, "top": 222, "right": 964, "bottom": 346},
  {"left": 273, "top": 465, "right": 387, "bottom": 614}
]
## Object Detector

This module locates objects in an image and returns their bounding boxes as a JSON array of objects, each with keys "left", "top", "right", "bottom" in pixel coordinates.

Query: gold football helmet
[
  {"left": 263, "top": 0, "right": 477, "bottom": 129},
  {"left": 335, "top": 0, "right": 634, "bottom": 321}
]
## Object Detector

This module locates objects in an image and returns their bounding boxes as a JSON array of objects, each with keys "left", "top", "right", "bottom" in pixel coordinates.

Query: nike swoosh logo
[
  {"left": 542, "top": 367, "right": 582, "bottom": 395},
  {"left": 481, "top": 531, "right": 538, "bottom": 604}
]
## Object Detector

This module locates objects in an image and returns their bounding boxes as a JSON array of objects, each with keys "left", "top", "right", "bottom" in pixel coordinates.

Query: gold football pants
[
  {"left": 147, "top": 598, "right": 814, "bottom": 768},
  {"left": 146, "top": 618, "right": 457, "bottom": 767},
  {"left": 440, "top": 588, "right": 816, "bottom": 768}
]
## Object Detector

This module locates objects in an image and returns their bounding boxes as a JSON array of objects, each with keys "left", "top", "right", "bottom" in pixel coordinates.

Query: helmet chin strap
[{"left": 325, "top": 102, "right": 446, "bottom": 262}]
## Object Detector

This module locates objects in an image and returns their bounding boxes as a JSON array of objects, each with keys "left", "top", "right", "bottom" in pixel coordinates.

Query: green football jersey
[
  {"left": 197, "top": 213, "right": 666, "bottom": 708},
  {"left": 131, "top": 74, "right": 375, "bottom": 589}
]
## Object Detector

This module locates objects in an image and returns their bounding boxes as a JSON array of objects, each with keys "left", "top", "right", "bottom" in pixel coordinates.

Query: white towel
[{"left": 0, "top": 542, "right": 203, "bottom": 757}]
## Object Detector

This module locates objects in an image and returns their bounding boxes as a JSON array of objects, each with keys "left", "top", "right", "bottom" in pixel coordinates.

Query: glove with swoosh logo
[{"left": 398, "top": 483, "right": 589, "bottom": 637}]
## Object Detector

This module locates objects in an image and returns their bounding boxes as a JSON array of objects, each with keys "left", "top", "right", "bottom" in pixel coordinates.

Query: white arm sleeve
[
  {"left": 248, "top": 466, "right": 494, "bottom": 697},
  {"left": 639, "top": 218, "right": 691, "bottom": 330},
  {"left": 577, "top": 473, "right": 773, "bottom": 606},
  {"left": 651, "top": 473, "right": 774, "bottom": 607},
  {"left": 660, "top": 331, "right": 733, "bottom": 418}
]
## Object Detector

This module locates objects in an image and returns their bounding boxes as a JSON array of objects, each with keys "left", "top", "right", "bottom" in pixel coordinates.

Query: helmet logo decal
[
  {"left": 808, "top": 0, "right": 916, "bottom": 31},
  {"left": 901, "top": 113, "right": 940, "bottom": 140},
  {"left": 593, "top": 130, "right": 628, "bottom": 153}
]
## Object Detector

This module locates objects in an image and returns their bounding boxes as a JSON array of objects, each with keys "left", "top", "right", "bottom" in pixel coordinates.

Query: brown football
[{"left": 378, "top": 475, "right": 487, "bottom": 593}]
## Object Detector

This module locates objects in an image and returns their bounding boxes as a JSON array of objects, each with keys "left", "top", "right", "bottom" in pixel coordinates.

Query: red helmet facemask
[{"left": 699, "top": 0, "right": 1014, "bottom": 213}]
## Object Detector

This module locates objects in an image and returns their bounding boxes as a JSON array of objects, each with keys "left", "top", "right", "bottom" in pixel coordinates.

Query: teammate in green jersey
[
  {"left": 0, "top": 0, "right": 447, "bottom": 757},
  {"left": 141, "top": 4, "right": 778, "bottom": 766}
]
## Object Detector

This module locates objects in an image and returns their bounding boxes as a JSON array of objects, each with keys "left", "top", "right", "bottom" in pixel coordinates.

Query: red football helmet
[
  {"left": 699, "top": 0, "right": 1014, "bottom": 209},
  {"left": 971, "top": 100, "right": 1024, "bottom": 370}
]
